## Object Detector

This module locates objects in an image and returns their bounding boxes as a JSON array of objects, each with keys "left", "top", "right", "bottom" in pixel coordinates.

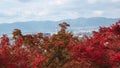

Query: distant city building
[
  {"left": 43, "top": 33, "right": 51, "bottom": 37},
  {"left": 74, "top": 32, "right": 93, "bottom": 37}
]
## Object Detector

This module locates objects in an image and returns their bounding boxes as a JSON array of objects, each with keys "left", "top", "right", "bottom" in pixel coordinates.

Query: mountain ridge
[{"left": 0, "top": 17, "right": 119, "bottom": 36}]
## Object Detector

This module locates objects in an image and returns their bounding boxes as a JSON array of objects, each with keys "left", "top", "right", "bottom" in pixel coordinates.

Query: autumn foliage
[{"left": 0, "top": 21, "right": 120, "bottom": 68}]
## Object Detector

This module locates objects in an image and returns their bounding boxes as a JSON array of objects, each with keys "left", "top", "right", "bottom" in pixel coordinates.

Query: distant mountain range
[{"left": 0, "top": 17, "right": 119, "bottom": 36}]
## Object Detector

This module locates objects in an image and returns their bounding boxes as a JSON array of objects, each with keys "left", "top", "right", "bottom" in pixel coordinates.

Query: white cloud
[
  {"left": 48, "top": 0, "right": 70, "bottom": 6},
  {"left": 87, "top": 0, "right": 97, "bottom": 4},
  {"left": 0, "top": 0, "right": 119, "bottom": 23},
  {"left": 0, "top": 0, "right": 17, "bottom": 2},
  {"left": 111, "top": 0, "right": 120, "bottom": 2},
  {"left": 87, "top": 0, "right": 120, "bottom": 4},
  {"left": 93, "top": 10, "right": 104, "bottom": 16},
  {"left": 54, "top": 0, "right": 65, "bottom": 5},
  {"left": 52, "top": 11, "right": 80, "bottom": 20}
]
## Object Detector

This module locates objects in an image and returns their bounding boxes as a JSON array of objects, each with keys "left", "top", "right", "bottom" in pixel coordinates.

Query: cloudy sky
[{"left": 0, "top": 0, "right": 120, "bottom": 23}]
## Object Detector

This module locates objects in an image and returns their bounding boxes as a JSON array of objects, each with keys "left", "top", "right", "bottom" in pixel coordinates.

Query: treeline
[{"left": 0, "top": 21, "right": 120, "bottom": 68}]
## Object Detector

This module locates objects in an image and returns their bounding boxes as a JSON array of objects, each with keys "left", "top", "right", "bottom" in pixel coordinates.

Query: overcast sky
[{"left": 0, "top": 0, "right": 120, "bottom": 23}]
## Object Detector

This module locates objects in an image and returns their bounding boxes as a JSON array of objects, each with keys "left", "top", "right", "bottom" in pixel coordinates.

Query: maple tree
[{"left": 0, "top": 20, "right": 120, "bottom": 68}]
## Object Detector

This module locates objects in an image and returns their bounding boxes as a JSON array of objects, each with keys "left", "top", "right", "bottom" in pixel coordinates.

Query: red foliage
[
  {"left": 0, "top": 21, "right": 120, "bottom": 68},
  {"left": 70, "top": 20, "right": 120, "bottom": 68}
]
